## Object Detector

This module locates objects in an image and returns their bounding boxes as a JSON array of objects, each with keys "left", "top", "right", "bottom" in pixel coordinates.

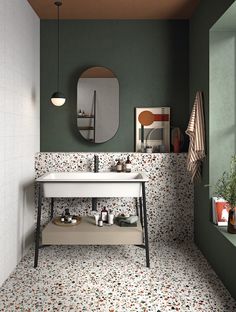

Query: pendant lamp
[{"left": 51, "top": 1, "right": 66, "bottom": 106}]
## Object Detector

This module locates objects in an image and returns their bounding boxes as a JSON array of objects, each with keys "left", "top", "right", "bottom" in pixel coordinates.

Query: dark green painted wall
[
  {"left": 40, "top": 20, "right": 189, "bottom": 152},
  {"left": 190, "top": 0, "right": 236, "bottom": 300}
]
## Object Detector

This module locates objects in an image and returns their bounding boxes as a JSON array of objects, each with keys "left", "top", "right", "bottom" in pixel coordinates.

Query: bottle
[
  {"left": 125, "top": 155, "right": 131, "bottom": 172},
  {"left": 94, "top": 213, "right": 100, "bottom": 226},
  {"left": 101, "top": 207, "right": 108, "bottom": 222},
  {"left": 60, "top": 213, "right": 65, "bottom": 222},
  {"left": 65, "top": 208, "right": 71, "bottom": 223},
  {"left": 108, "top": 210, "right": 114, "bottom": 225},
  {"left": 116, "top": 159, "right": 122, "bottom": 172}
]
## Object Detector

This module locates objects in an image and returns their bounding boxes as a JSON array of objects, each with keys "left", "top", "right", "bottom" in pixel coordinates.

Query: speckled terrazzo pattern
[
  {"left": 1, "top": 153, "right": 233, "bottom": 311},
  {"left": 0, "top": 241, "right": 235, "bottom": 311},
  {"left": 35, "top": 153, "right": 194, "bottom": 242}
]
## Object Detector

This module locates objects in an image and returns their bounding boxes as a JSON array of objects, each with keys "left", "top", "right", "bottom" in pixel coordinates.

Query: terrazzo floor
[{"left": 0, "top": 241, "right": 236, "bottom": 312}]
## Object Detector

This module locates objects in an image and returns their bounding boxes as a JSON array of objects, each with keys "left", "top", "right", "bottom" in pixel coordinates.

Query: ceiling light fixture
[{"left": 51, "top": 1, "right": 66, "bottom": 106}]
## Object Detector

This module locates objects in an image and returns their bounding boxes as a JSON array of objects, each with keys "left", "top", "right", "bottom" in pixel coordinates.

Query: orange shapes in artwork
[{"left": 138, "top": 110, "right": 169, "bottom": 126}]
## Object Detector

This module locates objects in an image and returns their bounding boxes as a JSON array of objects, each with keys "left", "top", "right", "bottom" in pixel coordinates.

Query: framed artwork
[
  {"left": 135, "top": 107, "right": 170, "bottom": 152},
  {"left": 212, "top": 197, "right": 230, "bottom": 226}
]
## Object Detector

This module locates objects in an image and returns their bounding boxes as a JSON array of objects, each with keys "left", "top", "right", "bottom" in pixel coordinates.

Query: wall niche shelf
[{"left": 214, "top": 225, "right": 236, "bottom": 247}]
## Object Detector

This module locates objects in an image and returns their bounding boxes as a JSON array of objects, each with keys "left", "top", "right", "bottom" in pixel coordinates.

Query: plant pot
[{"left": 227, "top": 207, "right": 236, "bottom": 234}]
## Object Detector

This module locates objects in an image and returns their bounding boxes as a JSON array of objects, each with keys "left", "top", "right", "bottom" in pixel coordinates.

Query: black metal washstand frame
[{"left": 34, "top": 181, "right": 150, "bottom": 268}]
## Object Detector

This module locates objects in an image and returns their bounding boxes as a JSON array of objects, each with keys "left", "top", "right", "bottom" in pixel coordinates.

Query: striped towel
[{"left": 186, "top": 91, "right": 205, "bottom": 182}]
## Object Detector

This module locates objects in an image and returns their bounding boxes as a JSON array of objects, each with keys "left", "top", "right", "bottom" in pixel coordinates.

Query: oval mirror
[{"left": 77, "top": 66, "right": 119, "bottom": 143}]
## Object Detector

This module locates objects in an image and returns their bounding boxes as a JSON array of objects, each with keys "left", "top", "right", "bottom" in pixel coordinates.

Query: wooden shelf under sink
[{"left": 42, "top": 216, "right": 142, "bottom": 245}]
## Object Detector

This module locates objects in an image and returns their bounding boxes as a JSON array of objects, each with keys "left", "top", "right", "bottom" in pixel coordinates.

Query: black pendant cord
[
  {"left": 57, "top": 2, "right": 60, "bottom": 92},
  {"left": 51, "top": 1, "right": 65, "bottom": 104}
]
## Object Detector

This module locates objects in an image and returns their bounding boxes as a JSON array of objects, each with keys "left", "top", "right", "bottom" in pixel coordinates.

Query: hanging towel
[{"left": 186, "top": 91, "right": 205, "bottom": 182}]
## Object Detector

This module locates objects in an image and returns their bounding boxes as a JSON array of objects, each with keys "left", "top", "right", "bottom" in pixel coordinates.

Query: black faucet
[
  {"left": 94, "top": 155, "right": 99, "bottom": 172},
  {"left": 92, "top": 155, "right": 99, "bottom": 211}
]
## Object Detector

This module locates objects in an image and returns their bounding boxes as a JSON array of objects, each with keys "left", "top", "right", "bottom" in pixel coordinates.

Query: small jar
[
  {"left": 67, "top": 215, "right": 72, "bottom": 222},
  {"left": 145, "top": 146, "right": 152, "bottom": 153},
  {"left": 98, "top": 219, "right": 103, "bottom": 227},
  {"left": 108, "top": 213, "right": 114, "bottom": 225},
  {"left": 159, "top": 144, "right": 166, "bottom": 153}
]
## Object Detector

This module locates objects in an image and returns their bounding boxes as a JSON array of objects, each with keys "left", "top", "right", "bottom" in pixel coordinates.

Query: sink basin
[
  {"left": 37, "top": 172, "right": 147, "bottom": 182},
  {"left": 37, "top": 172, "right": 148, "bottom": 198}
]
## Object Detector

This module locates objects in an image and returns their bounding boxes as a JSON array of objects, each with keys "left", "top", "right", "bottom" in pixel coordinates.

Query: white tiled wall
[{"left": 0, "top": 0, "right": 40, "bottom": 285}]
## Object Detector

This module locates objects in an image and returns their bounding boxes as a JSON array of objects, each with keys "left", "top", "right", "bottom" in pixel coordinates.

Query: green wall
[
  {"left": 40, "top": 20, "right": 189, "bottom": 152},
  {"left": 190, "top": 0, "right": 236, "bottom": 300},
  {"left": 210, "top": 30, "right": 236, "bottom": 184}
]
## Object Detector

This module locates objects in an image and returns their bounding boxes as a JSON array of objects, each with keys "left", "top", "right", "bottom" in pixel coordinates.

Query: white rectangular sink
[
  {"left": 37, "top": 172, "right": 147, "bottom": 182},
  {"left": 37, "top": 172, "right": 148, "bottom": 198}
]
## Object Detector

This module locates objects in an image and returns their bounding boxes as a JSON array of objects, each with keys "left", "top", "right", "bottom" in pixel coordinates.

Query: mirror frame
[{"left": 77, "top": 66, "right": 119, "bottom": 143}]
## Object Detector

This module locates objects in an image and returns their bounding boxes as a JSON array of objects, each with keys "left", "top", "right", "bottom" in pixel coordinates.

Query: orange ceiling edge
[{"left": 27, "top": 0, "right": 200, "bottom": 20}]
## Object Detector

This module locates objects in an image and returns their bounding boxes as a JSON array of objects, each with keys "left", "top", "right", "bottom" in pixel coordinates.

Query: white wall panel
[{"left": 0, "top": 0, "right": 39, "bottom": 286}]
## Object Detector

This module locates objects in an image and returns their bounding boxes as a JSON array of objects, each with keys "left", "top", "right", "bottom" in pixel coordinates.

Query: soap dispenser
[
  {"left": 116, "top": 159, "right": 122, "bottom": 172},
  {"left": 125, "top": 155, "right": 131, "bottom": 172}
]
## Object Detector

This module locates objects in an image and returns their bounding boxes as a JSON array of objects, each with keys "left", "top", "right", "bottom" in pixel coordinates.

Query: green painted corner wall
[
  {"left": 40, "top": 20, "right": 189, "bottom": 152},
  {"left": 210, "top": 30, "right": 236, "bottom": 185},
  {"left": 190, "top": 0, "right": 236, "bottom": 300}
]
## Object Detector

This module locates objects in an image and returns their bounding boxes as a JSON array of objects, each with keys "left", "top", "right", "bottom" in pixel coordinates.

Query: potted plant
[{"left": 215, "top": 156, "right": 236, "bottom": 234}]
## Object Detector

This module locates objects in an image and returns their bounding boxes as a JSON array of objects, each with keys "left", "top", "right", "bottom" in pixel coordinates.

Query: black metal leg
[
  {"left": 50, "top": 198, "right": 54, "bottom": 220},
  {"left": 135, "top": 198, "right": 139, "bottom": 216},
  {"left": 142, "top": 182, "right": 150, "bottom": 268},
  {"left": 139, "top": 197, "right": 143, "bottom": 228},
  {"left": 92, "top": 198, "right": 97, "bottom": 211},
  {"left": 34, "top": 183, "right": 42, "bottom": 268}
]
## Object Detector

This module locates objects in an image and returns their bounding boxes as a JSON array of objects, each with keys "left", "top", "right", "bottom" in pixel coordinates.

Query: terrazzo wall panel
[
  {"left": 35, "top": 153, "right": 193, "bottom": 242},
  {"left": 0, "top": 1, "right": 40, "bottom": 286}
]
